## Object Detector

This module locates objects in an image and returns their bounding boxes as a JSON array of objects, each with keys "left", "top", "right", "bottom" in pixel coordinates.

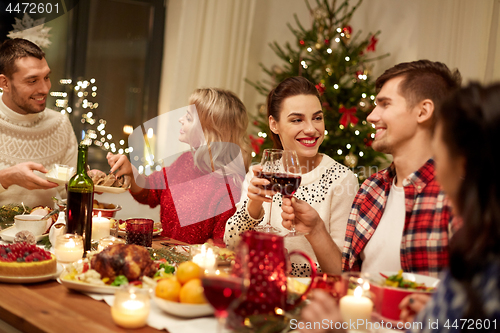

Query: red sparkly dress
[{"left": 131, "top": 152, "right": 242, "bottom": 245}]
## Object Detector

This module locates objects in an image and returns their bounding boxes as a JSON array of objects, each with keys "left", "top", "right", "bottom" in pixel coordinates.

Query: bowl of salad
[{"left": 370, "top": 270, "right": 440, "bottom": 321}]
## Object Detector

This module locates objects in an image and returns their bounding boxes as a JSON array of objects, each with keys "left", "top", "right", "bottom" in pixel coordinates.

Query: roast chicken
[
  {"left": 90, "top": 244, "right": 156, "bottom": 281},
  {"left": 88, "top": 169, "right": 131, "bottom": 189}
]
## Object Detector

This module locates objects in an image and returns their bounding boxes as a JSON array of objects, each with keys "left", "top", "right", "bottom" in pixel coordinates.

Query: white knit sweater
[
  {"left": 0, "top": 95, "right": 78, "bottom": 208},
  {"left": 224, "top": 154, "right": 359, "bottom": 277}
]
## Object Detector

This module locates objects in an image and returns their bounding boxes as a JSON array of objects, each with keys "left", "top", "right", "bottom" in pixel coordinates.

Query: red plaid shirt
[{"left": 342, "top": 159, "right": 461, "bottom": 277}]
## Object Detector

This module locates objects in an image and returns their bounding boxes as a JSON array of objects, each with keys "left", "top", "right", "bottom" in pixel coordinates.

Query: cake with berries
[{"left": 0, "top": 243, "right": 57, "bottom": 277}]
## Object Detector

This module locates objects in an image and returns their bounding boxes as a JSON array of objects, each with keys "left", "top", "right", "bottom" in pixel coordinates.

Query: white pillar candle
[
  {"left": 92, "top": 213, "right": 110, "bottom": 241},
  {"left": 112, "top": 288, "right": 150, "bottom": 329},
  {"left": 54, "top": 234, "right": 84, "bottom": 263},
  {"left": 339, "top": 286, "right": 373, "bottom": 332}
]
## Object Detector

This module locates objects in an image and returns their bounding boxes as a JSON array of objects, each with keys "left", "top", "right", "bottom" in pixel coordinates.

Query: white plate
[
  {"left": 46, "top": 176, "right": 129, "bottom": 194},
  {"left": 0, "top": 263, "right": 63, "bottom": 283},
  {"left": 46, "top": 175, "right": 67, "bottom": 186},
  {"left": 58, "top": 275, "right": 119, "bottom": 294},
  {"left": 0, "top": 226, "right": 48, "bottom": 243},
  {"left": 94, "top": 185, "right": 129, "bottom": 194},
  {"left": 378, "top": 271, "right": 440, "bottom": 291},
  {"left": 153, "top": 296, "right": 214, "bottom": 318}
]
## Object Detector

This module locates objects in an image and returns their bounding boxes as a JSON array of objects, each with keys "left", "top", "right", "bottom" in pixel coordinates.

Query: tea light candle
[
  {"left": 98, "top": 236, "right": 125, "bottom": 252},
  {"left": 191, "top": 244, "right": 216, "bottom": 273},
  {"left": 92, "top": 212, "right": 110, "bottom": 241},
  {"left": 339, "top": 286, "right": 373, "bottom": 331},
  {"left": 111, "top": 287, "right": 150, "bottom": 329},
  {"left": 54, "top": 234, "right": 84, "bottom": 263}
]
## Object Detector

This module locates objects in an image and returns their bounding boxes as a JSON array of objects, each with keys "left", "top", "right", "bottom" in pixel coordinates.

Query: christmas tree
[{"left": 248, "top": 0, "right": 389, "bottom": 181}]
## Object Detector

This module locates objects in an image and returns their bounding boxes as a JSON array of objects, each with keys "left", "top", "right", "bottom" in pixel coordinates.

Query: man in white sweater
[{"left": 0, "top": 38, "right": 77, "bottom": 208}]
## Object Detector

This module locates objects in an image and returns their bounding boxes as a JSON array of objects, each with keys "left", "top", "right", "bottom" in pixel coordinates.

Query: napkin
[{"left": 85, "top": 292, "right": 225, "bottom": 333}]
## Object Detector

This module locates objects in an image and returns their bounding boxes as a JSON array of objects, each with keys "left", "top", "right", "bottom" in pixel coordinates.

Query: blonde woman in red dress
[{"left": 107, "top": 88, "right": 251, "bottom": 244}]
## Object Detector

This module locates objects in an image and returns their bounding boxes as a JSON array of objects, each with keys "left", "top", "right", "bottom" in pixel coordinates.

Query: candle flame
[
  {"left": 353, "top": 286, "right": 363, "bottom": 298},
  {"left": 65, "top": 238, "right": 76, "bottom": 248},
  {"left": 122, "top": 299, "right": 144, "bottom": 311}
]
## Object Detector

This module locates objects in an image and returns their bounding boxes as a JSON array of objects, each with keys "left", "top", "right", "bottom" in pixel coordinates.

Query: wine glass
[
  {"left": 254, "top": 149, "right": 282, "bottom": 234},
  {"left": 202, "top": 244, "right": 249, "bottom": 333},
  {"left": 278, "top": 150, "right": 304, "bottom": 237}
]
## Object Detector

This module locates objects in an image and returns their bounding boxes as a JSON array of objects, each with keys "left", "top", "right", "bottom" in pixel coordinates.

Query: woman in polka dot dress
[{"left": 224, "top": 77, "right": 358, "bottom": 277}]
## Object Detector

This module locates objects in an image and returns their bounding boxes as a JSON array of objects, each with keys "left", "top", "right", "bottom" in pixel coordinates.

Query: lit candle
[
  {"left": 98, "top": 236, "right": 125, "bottom": 252},
  {"left": 111, "top": 287, "right": 150, "bottom": 329},
  {"left": 191, "top": 245, "right": 216, "bottom": 273},
  {"left": 92, "top": 212, "right": 110, "bottom": 241},
  {"left": 339, "top": 286, "right": 373, "bottom": 332},
  {"left": 54, "top": 234, "right": 84, "bottom": 263}
]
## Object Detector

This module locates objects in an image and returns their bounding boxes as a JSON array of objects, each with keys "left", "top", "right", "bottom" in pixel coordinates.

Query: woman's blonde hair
[{"left": 187, "top": 88, "right": 251, "bottom": 182}]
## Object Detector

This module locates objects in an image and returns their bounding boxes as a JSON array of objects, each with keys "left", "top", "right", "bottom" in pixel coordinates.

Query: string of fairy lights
[
  {"left": 51, "top": 78, "right": 162, "bottom": 175},
  {"left": 51, "top": 78, "right": 131, "bottom": 155}
]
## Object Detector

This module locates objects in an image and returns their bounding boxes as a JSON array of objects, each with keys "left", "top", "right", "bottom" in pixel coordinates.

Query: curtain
[
  {"left": 348, "top": 0, "right": 500, "bottom": 84},
  {"left": 158, "top": 0, "right": 256, "bottom": 113},
  {"left": 156, "top": 0, "right": 256, "bottom": 159}
]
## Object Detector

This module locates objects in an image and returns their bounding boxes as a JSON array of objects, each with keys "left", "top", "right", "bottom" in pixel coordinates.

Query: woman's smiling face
[{"left": 269, "top": 94, "right": 324, "bottom": 159}]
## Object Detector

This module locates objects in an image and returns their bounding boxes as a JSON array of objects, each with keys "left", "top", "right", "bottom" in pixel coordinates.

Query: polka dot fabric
[{"left": 224, "top": 154, "right": 359, "bottom": 277}]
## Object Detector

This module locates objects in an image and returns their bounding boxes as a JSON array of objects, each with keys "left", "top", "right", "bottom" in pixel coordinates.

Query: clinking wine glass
[
  {"left": 278, "top": 150, "right": 304, "bottom": 237},
  {"left": 201, "top": 243, "right": 249, "bottom": 333},
  {"left": 254, "top": 148, "right": 283, "bottom": 234}
]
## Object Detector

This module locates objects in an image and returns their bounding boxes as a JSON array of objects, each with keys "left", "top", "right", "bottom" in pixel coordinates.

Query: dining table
[{"left": 0, "top": 238, "right": 192, "bottom": 333}]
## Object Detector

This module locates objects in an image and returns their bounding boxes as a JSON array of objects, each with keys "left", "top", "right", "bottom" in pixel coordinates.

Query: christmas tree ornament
[
  {"left": 315, "top": 42, "right": 322, "bottom": 49},
  {"left": 315, "top": 83, "right": 326, "bottom": 96},
  {"left": 258, "top": 104, "right": 266, "bottom": 115},
  {"left": 7, "top": 13, "right": 52, "bottom": 48},
  {"left": 359, "top": 97, "right": 372, "bottom": 112},
  {"left": 344, "top": 152, "right": 358, "bottom": 168},
  {"left": 339, "top": 106, "right": 359, "bottom": 127},
  {"left": 367, "top": 35, "right": 378, "bottom": 52}
]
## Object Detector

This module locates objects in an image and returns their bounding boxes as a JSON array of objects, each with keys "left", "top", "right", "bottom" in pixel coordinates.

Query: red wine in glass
[
  {"left": 258, "top": 171, "right": 275, "bottom": 191},
  {"left": 202, "top": 276, "right": 243, "bottom": 318},
  {"left": 273, "top": 173, "right": 301, "bottom": 197}
]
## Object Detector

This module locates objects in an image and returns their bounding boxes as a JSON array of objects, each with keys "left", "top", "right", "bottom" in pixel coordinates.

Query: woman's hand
[
  {"left": 399, "top": 293, "right": 431, "bottom": 323},
  {"left": 106, "top": 152, "right": 145, "bottom": 192},
  {"left": 299, "top": 290, "right": 346, "bottom": 333},
  {"left": 246, "top": 165, "right": 277, "bottom": 219},
  {"left": 281, "top": 197, "right": 323, "bottom": 234},
  {"left": 106, "top": 153, "right": 133, "bottom": 178}
]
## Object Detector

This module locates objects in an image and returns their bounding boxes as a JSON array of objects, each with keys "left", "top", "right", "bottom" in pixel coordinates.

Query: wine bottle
[{"left": 66, "top": 143, "right": 94, "bottom": 252}]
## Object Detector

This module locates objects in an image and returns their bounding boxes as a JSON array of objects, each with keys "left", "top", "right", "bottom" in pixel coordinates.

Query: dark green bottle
[{"left": 66, "top": 143, "right": 94, "bottom": 252}]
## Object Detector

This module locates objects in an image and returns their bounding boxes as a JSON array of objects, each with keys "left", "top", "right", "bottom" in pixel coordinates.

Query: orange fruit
[
  {"left": 179, "top": 278, "right": 207, "bottom": 304},
  {"left": 176, "top": 261, "right": 203, "bottom": 285},
  {"left": 155, "top": 277, "right": 181, "bottom": 302}
]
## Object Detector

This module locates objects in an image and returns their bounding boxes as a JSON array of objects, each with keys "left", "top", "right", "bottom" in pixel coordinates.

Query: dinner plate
[
  {"left": 94, "top": 185, "right": 129, "bottom": 194},
  {"left": 153, "top": 296, "right": 214, "bottom": 318},
  {"left": 0, "top": 226, "right": 48, "bottom": 243},
  {"left": 0, "top": 263, "right": 64, "bottom": 283},
  {"left": 45, "top": 176, "right": 67, "bottom": 186},
  {"left": 46, "top": 176, "right": 129, "bottom": 194},
  {"left": 377, "top": 271, "right": 440, "bottom": 290},
  {"left": 58, "top": 275, "right": 119, "bottom": 294}
]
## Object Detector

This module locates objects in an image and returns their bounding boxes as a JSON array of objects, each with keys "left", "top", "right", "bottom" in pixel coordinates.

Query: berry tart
[{"left": 0, "top": 243, "right": 57, "bottom": 277}]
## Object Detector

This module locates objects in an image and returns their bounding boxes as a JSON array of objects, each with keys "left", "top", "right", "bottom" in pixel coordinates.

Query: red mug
[{"left": 231, "top": 231, "right": 317, "bottom": 320}]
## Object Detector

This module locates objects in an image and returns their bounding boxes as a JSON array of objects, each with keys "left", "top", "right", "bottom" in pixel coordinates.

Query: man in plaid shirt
[{"left": 282, "top": 60, "right": 462, "bottom": 277}]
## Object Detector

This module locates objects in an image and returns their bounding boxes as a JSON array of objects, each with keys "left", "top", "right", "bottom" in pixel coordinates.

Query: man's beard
[
  {"left": 11, "top": 84, "right": 46, "bottom": 114},
  {"left": 371, "top": 140, "right": 392, "bottom": 155}
]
